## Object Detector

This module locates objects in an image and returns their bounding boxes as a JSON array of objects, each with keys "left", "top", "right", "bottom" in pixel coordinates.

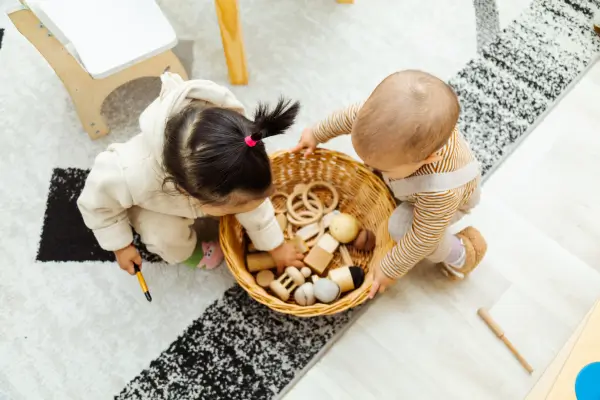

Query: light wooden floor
[{"left": 285, "top": 61, "right": 600, "bottom": 400}]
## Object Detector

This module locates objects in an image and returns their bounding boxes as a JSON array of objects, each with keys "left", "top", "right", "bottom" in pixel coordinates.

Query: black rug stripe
[
  {"left": 0, "top": 28, "right": 4, "bottom": 49},
  {"left": 37, "top": 168, "right": 162, "bottom": 263},
  {"left": 115, "top": 286, "right": 356, "bottom": 400}
]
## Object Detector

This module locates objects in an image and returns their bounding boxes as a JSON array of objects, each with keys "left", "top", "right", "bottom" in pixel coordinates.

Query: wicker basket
[{"left": 220, "top": 149, "right": 396, "bottom": 317}]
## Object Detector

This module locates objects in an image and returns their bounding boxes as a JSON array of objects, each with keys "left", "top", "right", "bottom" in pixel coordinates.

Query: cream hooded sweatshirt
[{"left": 77, "top": 73, "right": 284, "bottom": 255}]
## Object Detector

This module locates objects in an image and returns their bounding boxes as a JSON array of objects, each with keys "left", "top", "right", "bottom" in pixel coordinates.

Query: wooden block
[
  {"left": 317, "top": 233, "right": 339, "bottom": 254},
  {"left": 247, "top": 252, "right": 276, "bottom": 272},
  {"left": 296, "top": 222, "right": 320, "bottom": 241},
  {"left": 304, "top": 246, "right": 334, "bottom": 275}
]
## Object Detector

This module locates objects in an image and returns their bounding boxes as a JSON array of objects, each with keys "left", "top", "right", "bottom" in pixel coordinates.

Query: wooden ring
[
  {"left": 287, "top": 210, "right": 322, "bottom": 227},
  {"left": 271, "top": 192, "right": 289, "bottom": 214},
  {"left": 286, "top": 192, "right": 324, "bottom": 223},
  {"left": 301, "top": 181, "right": 339, "bottom": 214}
]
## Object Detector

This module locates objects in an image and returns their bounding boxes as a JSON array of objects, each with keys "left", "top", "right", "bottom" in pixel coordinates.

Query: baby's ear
[{"left": 423, "top": 153, "right": 443, "bottom": 165}]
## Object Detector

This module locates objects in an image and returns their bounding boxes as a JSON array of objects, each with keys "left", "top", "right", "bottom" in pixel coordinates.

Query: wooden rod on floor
[{"left": 477, "top": 308, "right": 534, "bottom": 374}]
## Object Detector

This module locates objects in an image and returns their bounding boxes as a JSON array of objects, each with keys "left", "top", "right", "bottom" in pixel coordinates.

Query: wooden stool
[{"left": 8, "top": 0, "right": 187, "bottom": 140}]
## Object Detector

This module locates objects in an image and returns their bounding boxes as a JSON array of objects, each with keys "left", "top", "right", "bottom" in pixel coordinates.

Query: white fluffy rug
[{"left": 2, "top": 0, "right": 598, "bottom": 399}]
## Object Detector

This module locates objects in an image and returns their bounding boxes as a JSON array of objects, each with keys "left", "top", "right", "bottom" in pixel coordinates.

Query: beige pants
[
  {"left": 128, "top": 207, "right": 197, "bottom": 264},
  {"left": 388, "top": 187, "right": 481, "bottom": 263}
]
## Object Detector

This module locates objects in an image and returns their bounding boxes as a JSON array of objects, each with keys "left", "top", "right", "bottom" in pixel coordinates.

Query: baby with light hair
[{"left": 292, "top": 70, "right": 487, "bottom": 297}]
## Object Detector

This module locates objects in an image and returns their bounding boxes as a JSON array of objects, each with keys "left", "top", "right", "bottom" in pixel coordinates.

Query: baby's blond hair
[{"left": 352, "top": 70, "right": 460, "bottom": 166}]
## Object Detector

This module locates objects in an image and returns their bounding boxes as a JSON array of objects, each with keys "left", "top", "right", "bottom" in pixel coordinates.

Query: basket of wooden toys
[{"left": 220, "top": 149, "right": 397, "bottom": 317}]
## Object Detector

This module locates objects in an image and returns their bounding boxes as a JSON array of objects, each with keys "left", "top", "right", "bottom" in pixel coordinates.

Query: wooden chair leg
[
  {"left": 9, "top": 8, "right": 189, "bottom": 139},
  {"left": 214, "top": 0, "right": 248, "bottom": 85}
]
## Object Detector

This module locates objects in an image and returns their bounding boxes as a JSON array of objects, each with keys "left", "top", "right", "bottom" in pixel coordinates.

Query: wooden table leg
[{"left": 214, "top": 0, "right": 248, "bottom": 85}]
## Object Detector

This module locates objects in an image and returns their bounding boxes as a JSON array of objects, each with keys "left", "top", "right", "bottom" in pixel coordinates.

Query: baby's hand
[
  {"left": 114, "top": 244, "right": 142, "bottom": 275},
  {"left": 289, "top": 128, "right": 319, "bottom": 157},
  {"left": 269, "top": 242, "right": 304, "bottom": 274},
  {"left": 368, "top": 264, "right": 396, "bottom": 299}
]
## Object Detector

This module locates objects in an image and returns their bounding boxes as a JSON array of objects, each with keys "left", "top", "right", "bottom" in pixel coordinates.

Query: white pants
[
  {"left": 388, "top": 187, "right": 481, "bottom": 263},
  {"left": 128, "top": 207, "right": 197, "bottom": 264}
]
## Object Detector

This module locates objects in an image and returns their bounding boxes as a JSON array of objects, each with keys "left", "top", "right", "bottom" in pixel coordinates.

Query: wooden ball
[
  {"left": 294, "top": 282, "right": 316, "bottom": 306},
  {"left": 313, "top": 278, "right": 341, "bottom": 304},
  {"left": 352, "top": 229, "right": 376, "bottom": 251},
  {"left": 256, "top": 270, "right": 275, "bottom": 288},
  {"left": 329, "top": 213, "right": 360, "bottom": 244},
  {"left": 300, "top": 266, "right": 312, "bottom": 278}
]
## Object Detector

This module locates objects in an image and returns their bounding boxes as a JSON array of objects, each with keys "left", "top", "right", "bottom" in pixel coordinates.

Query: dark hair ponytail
[{"left": 163, "top": 97, "right": 300, "bottom": 205}]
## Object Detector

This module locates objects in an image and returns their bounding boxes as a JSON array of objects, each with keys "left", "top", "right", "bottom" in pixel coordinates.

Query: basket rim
[{"left": 220, "top": 148, "right": 396, "bottom": 317}]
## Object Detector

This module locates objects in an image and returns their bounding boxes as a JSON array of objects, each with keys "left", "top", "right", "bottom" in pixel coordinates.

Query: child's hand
[
  {"left": 114, "top": 244, "right": 142, "bottom": 275},
  {"left": 290, "top": 128, "right": 319, "bottom": 157},
  {"left": 269, "top": 242, "right": 304, "bottom": 274},
  {"left": 368, "top": 264, "right": 396, "bottom": 299}
]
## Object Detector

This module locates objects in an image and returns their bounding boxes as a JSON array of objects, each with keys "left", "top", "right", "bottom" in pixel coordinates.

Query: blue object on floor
[{"left": 575, "top": 362, "right": 600, "bottom": 400}]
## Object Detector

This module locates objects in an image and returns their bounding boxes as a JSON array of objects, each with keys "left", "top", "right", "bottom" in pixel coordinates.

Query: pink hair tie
[{"left": 245, "top": 136, "right": 259, "bottom": 147}]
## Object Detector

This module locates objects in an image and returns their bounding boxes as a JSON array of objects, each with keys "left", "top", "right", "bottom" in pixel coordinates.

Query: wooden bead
[{"left": 300, "top": 266, "right": 312, "bottom": 278}]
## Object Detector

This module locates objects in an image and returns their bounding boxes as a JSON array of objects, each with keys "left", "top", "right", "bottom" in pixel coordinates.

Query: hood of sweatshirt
[{"left": 139, "top": 72, "right": 246, "bottom": 161}]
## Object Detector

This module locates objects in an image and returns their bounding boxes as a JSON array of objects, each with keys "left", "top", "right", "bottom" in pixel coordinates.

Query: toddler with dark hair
[{"left": 78, "top": 73, "right": 303, "bottom": 274}]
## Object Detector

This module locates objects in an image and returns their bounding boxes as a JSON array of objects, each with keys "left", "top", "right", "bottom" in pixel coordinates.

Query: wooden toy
[
  {"left": 317, "top": 234, "right": 340, "bottom": 253},
  {"left": 478, "top": 308, "right": 533, "bottom": 374},
  {"left": 313, "top": 278, "right": 341, "bottom": 304},
  {"left": 247, "top": 253, "right": 276, "bottom": 272},
  {"left": 353, "top": 229, "right": 376, "bottom": 251},
  {"left": 287, "top": 192, "right": 323, "bottom": 226},
  {"left": 255, "top": 270, "right": 275, "bottom": 288},
  {"left": 328, "top": 266, "right": 365, "bottom": 293},
  {"left": 322, "top": 210, "right": 340, "bottom": 229},
  {"left": 304, "top": 234, "right": 339, "bottom": 274},
  {"left": 269, "top": 267, "right": 306, "bottom": 301},
  {"left": 247, "top": 235, "right": 308, "bottom": 271},
  {"left": 300, "top": 266, "right": 312, "bottom": 278},
  {"left": 302, "top": 181, "right": 339, "bottom": 214},
  {"left": 276, "top": 213, "right": 288, "bottom": 232},
  {"left": 294, "top": 282, "right": 316, "bottom": 306},
  {"left": 338, "top": 245, "right": 353, "bottom": 266},
  {"left": 329, "top": 213, "right": 360, "bottom": 243}
]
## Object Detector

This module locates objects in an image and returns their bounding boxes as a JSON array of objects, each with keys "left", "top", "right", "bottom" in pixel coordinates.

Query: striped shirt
[{"left": 313, "top": 104, "right": 480, "bottom": 279}]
